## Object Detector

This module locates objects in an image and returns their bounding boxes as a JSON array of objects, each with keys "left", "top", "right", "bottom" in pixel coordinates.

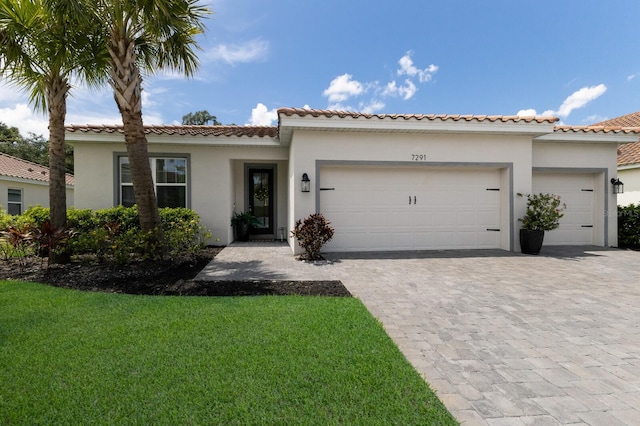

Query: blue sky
[{"left": 1, "top": 0, "right": 639, "bottom": 136}]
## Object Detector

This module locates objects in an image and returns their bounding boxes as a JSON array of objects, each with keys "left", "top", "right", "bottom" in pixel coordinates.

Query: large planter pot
[
  {"left": 235, "top": 223, "right": 251, "bottom": 242},
  {"left": 520, "top": 229, "right": 545, "bottom": 255}
]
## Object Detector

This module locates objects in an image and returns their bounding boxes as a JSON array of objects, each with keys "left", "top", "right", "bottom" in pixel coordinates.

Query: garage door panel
[
  {"left": 532, "top": 173, "right": 596, "bottom": 245},
  {"left": 321, "top": 165, "right": 502, "bottom": 251}
]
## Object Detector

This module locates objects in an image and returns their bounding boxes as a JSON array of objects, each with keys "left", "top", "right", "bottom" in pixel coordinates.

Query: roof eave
[
  {"left": 535, "top": 132, "right": 639, "bottom": 144},
  {"left": 66, "top": 131, "right": 284, "bottom": 147},
  {"left": 278, "top": 115, "right": 555, "bottom": 145}
]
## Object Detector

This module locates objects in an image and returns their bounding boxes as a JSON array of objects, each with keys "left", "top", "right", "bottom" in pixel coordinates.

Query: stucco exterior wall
[
  {"left": 73, "top": 141, "right": 287, "bottom": 245},
  {"left": 617, "top": 167, "right": 640, "bottom": 206},
  {"left": 0, "top": 178, "right": 73, "bottom": 213},
  {"left": 288, "top": 130, "right": 534, "bottom": 252}
]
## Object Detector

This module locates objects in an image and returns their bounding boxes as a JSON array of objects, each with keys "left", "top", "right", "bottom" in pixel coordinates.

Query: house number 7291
[{"left": 411, "top": 154, "right": 427, "bottom": 161}]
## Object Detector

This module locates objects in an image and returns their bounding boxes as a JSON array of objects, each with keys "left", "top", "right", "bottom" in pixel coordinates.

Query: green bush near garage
[{"left": 618, "top": 204, "right": 640, "bottom": 248}]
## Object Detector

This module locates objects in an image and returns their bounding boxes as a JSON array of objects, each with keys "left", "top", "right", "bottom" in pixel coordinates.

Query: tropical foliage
[
  {"left": 291, "top": 213, "right": 335, "bottom": 260},
  {"left": 0, "top": 0, "right": 107, "bottom": 263},
  {"left": 94, "top": 0, "right": 210, "bottom": 243},
  {"left": 618, "top": 204, "right": 640, "bottom": 248},
  {"left": 0, "top": 206, "right": 211, "bottom": 264},
  {"left": 518, "top": 192, "right": 566, "bottom": 231}
]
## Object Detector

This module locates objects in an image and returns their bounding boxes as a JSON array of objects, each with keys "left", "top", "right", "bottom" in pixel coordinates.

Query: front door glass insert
[{"left": 248, "top": 168, "right": 274, "bottom": 235}]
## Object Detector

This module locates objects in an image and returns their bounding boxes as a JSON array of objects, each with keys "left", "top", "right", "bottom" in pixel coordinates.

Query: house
[
  {"left": 66, "top": 108, "right": 639, "bottom": 253},
  {"left": 591, "top": 112, "right": 640, "bottom": 206},
  {"left": 0, "top": 152, "right": 74, "bottom": 215}
]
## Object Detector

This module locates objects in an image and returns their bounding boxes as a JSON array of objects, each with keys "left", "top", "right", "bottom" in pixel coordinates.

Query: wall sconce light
[
  {"left": 301, "top": 173, "right": 311, "bottom": 192},
  {"left": 611, "top": 177, "right": 624, "bottom": 194}
]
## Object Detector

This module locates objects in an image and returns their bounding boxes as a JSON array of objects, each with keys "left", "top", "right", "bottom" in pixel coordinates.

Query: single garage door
[
  {"left": 532, "top": 172, "right": 595, "bottom": 245},
  {"left": 320, "top": 165, "right": 502, "bottom": 251}
]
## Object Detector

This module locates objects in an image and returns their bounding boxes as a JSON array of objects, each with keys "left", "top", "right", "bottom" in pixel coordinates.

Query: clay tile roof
[
  {"left": 590, "top": 112, "right": 640, "bottom": 166},
  {"left": 0, "top": 153, "right": 74, "bottom": 185},
  {"left": 553, "top": 125, "right": 640, "bottom": 135},
  {"left": 594, "top": 112, "right": 640, "bottom": 128},
  {"left": 277, "top": 107, "right": 559, "bottom": 124},
  {"left": 65, "top": 124, "right": 278, "bottom": 138}
]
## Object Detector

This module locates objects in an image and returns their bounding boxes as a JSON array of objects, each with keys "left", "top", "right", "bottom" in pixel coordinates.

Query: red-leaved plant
[{"left": 290, "top": 213, "right": 334, "bottom": 260}]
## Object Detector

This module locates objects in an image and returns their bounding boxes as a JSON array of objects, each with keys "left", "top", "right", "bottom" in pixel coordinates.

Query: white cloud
[
  {"left": 323, "top": 74, "right": 365, "bottom": 103},
  {"left": 583, "top": 114, "right": 607, "bottom": 124},
  {"left": 0, "top": 103, "right": 49, "bottom": 137},
  {"left": 383, "top": 79, "right": 417, "bottom": 100},
  {"left": 516, "top": 84, "right": 607, "bottom": 120},
  {"left": 205, "top": 38, "right": 270, "bottom": 65},
  {"left": 397, "top": 51, "right": 439, "bottom": 83},
  {"left": 247, "top": 103, "right": 277, "bottom": 126},
  {"left": 516, "top": 108, "right": 538, "bottom": 117},
  {"left": 555, "top": 84, "right": 607, "bottom": 118},
  {"left": 323, "top": 52, "right": 438, "bottom": 111},
  {"left": 628, "top": 73, "right": 639, "bottom": 81},
  {"left": 359, "top": 100, "right": 385, "bottom": 114}
]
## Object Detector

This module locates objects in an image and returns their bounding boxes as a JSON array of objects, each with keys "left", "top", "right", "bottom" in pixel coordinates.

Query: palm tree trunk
[
  {"left": 47, "top": 75, "right": 69, "bottom": 264},
  {"left": 109, "top": 36, "right": 162, "bottom": 236},
  {"left": 121, "top": 110, "right": 161, "bottom": 232}
]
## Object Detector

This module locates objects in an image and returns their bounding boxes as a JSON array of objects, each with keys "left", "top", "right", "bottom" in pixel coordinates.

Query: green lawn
[{"left": 0, "top": 280, "right": 457, "bottom": 425}]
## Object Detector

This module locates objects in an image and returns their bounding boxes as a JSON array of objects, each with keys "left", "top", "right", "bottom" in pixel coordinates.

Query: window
[
  {"left": 118, "top": 156, "right": 188, "bottom": 208},
  {"left": 7, "top": 188, "right": 22, "bottom": 215}
]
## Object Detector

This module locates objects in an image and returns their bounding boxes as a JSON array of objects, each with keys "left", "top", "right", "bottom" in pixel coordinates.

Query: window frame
[
  {"left": 7, "top": 188, "right": 22, "bottom": 215},
  {"left": 114, "top": 153, "right": 190, "bottom": 208}
]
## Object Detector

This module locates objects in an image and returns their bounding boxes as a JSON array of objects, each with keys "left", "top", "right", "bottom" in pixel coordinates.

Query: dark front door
[{"left": 248, "top": 168, "right": 274, "bottom": 235}]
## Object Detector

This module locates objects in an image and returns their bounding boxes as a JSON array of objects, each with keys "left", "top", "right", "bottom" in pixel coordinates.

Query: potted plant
[
  {"left": 231, "top": 211, "right": 260, "bottom": 242},
  {"left": 518, "top": 193, "right": 566, "bottom": 255}
]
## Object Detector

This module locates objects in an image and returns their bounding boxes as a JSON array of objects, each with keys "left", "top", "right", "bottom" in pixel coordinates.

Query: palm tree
[
  {"left": 0, "top": 0, "right": 107, "bottom": 263},
  {"left": 94, "top": 0, "right": 209, "bottom": 240}
]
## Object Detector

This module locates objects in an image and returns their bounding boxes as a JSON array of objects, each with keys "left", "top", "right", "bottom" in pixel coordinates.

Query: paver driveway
[{"left": 197, "top": 244, "right": 640, "bottom": 425}]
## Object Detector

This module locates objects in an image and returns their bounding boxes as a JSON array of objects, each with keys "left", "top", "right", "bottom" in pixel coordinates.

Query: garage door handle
[
  {"left": 414, "top": 196, "right": 417, "bottom": 205},
  {"left": 581, "top": 225, "right": 593, "bottom": 228},
  {"left": 486, "top": 228, "right": 500, "bottom": 232},
  {"left": 409, "top": 196, "right": 412, "bottom": 205},
  {"left": 319, "top": 188, "right": 335, "bottom": 191}
]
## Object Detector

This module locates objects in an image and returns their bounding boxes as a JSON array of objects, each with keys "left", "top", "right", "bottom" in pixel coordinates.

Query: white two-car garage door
[
  {"left": 319, "top": 165, "right": 503, "bottom": 251},
  {"left": 532, "top": 172, "right": 596, "bottom": 245}
]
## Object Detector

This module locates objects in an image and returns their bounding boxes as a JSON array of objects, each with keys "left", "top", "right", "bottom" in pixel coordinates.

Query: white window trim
[{"left": 7, "top": 188, "right": 23, "bottom": 215}]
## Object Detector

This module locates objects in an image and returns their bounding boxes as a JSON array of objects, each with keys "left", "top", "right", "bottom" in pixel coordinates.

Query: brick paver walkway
[{"left": 196, "top": 243, "right": 640, "bottom": 425}]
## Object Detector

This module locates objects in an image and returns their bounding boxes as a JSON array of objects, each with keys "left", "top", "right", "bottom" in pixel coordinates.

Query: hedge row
[
  {"left": 618, "top": 204, "right": 640, "bottom": 249},
  {"left": 0, "top": 205, "right": 211, "bottom": 263}
]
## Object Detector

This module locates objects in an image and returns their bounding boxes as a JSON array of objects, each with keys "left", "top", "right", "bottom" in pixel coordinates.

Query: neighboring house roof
[
  {"left": 0, "top": 153, "right": 74, "bottom": 186},
  {"left": 65, "top": 124, "right": 278, "bottom": 138},
  {"left": 592, "top": 112, "right": 640, "bottom": 167}
]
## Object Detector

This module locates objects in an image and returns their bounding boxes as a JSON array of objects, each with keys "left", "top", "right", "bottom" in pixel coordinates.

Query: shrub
[
  {"left": 94, "top": 205, "right": 140, "bottom": 232},
  {"left": 0, "top": 225, "right": 35, "bottom": 264},
  {"left": 1, "top": 206, "right": 211, "bottom": 264},
  {"left": 618, "top": 204, "right": 640, "bottom": 248},
  {"left": 161, "top": 208, "right": 212, "bottom": 256},
  {"left": 290, "top": 213, "right": 334, "bottom": 260},
  {"left": 21, "top": 205, "right": 50, "bottom": 227},
  {"left": 518, "top": 193, "right": 566, "bottom": 231}
]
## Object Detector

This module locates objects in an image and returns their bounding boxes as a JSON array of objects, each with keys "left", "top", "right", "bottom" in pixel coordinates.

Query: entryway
[{"left": 247, "top": 166, "right": 275, "bottom": 239}]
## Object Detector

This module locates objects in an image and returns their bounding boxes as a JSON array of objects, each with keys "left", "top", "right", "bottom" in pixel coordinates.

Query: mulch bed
[{"left": 0, "top": 247, "right": 350, "bottom": 297}]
